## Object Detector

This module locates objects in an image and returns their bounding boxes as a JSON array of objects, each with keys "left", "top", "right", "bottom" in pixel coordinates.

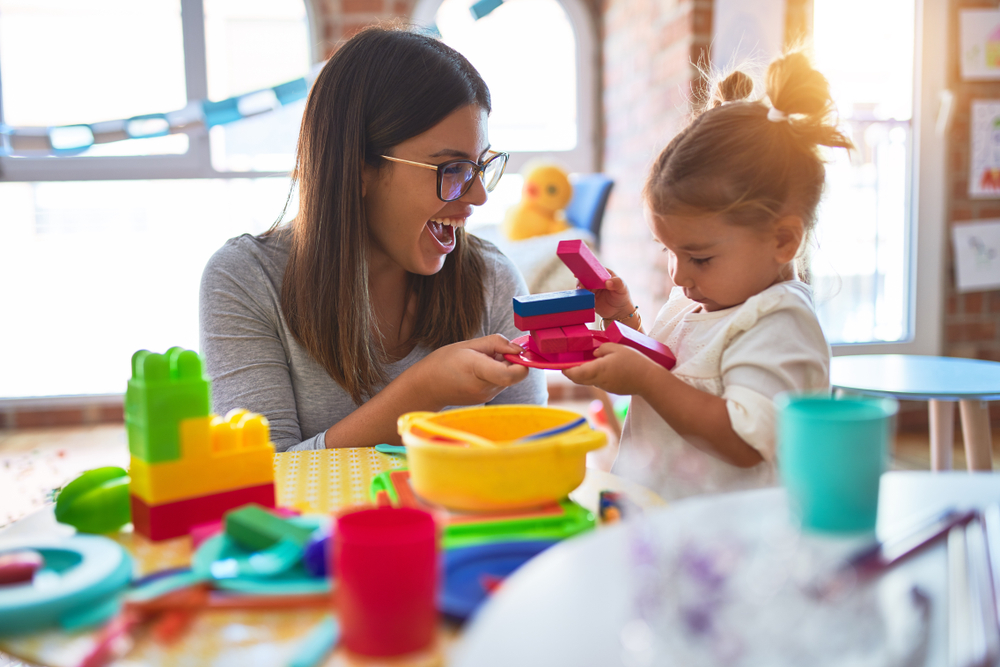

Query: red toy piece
[
  {"left": 562, "top": 324, "right": 596, "bottom": 352},
  {"left": 557, "top": 239, "right": 612, "bottom": 290},
  {"left": 545, "top": 350, "right": 588, "bottom": 363},
  {"left": 130, "top": 483, "right": 276, "bottom": 542},
  {"left": 530, "top": 327, "right": 569, "bottom": 354},
  {"left": 0, "top": 550, "right": 44, "bottom": 585},
  {"left": 603, "top": 321, "right": 677, "bottom": 369},
  {"left": 514, "top": 309, "right": 594, "bottom": 332}
]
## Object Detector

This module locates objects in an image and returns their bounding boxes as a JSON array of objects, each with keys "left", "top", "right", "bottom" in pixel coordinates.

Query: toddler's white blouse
[{"left": 614, "top": 280, "right": 830, "bottom": 501}]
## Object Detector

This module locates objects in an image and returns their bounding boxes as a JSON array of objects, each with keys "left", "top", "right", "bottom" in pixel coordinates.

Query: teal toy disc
[{"left": 0, "top": 535, "right": 133, "bottom": 636}]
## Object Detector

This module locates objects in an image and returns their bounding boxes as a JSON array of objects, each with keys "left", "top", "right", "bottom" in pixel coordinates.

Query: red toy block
[
  {"left": 525, "top": 336, "right": 555, "bottom": 361},
  {"left": 604, "top": 321, "right": 676, "bottom": 370},
  {"left": 531, "top": 327, "right": 569, "bottom": 354},
  {"left": 130, "top": 483, "right": 276, "bottom": 542},
  {"left": 557, "top": 239, "right": 612, "bottom": 290},
  {"left": 514, "top": 309, "right": 594, "bottom": 332},
  {"left": 562, "top": 324, "right": 596, "bottom": 352}
]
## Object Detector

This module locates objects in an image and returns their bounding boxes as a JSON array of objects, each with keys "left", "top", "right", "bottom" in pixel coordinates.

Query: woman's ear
[{"left": 773, "top": 215, "right": 805, "bottom": 263}]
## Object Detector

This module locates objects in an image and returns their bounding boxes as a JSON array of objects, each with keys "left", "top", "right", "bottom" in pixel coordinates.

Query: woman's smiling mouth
[{"left": 426, "top": 217, "right": 466, "bottom": 251}]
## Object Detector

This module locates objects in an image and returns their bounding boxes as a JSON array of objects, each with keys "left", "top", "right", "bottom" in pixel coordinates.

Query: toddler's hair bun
[
  {"left": 708, "top": 70, "right": 754, "bottom": 109},
  {"left": 720, "top": 71, "right": 754, "bottom": 102},
  {"left": 766, "top": 51, "right": 832, "bottom": 119}
]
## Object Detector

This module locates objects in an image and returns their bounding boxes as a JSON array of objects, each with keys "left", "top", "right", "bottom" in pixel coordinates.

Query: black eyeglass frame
[{"left": 379, "top": 151, "right": 509, "bottom": 202}]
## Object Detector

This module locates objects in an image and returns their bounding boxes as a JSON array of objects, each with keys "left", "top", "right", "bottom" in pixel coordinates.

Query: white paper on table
[
  {"left": 952, "top": 219, "right": 1000, "bottom": 292},
  {"left": 711, "top": 0, "right": 786, "bottom": 72},
  {"left": 960, "top": 9, "right": 1000, "bottom": 81}
]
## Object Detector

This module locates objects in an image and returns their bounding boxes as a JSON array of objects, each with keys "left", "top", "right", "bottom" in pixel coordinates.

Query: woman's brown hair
[
  {"left": 644, "top": 50, "right": 853, "bottom": 238},
  {"left": 270, "top": 26, "right": 491, "bottom": 404}
]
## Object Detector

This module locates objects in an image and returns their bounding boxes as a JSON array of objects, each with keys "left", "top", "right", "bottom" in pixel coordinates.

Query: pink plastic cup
[{"left": 333, "top": 507, "right": 438, "bottom": 656}]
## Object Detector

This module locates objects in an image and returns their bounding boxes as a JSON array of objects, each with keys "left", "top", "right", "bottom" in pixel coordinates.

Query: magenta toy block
[
  {"left": 514, "top": 309, "right": 594, "bottom": 332},
  {"left": 130, "top": 483, "right": 276, "bottom": 542},
  {"left": 562, "top": 324, "right": 595, "bottom": 352},
  {"left": 513, "top": 289, "right": 594, "bottom": 317},
  {"left": 557, "top": 239, "right": 612, "bottom": 290},
  {"left": 531, "top": 327, "right": 569, "bottom": 354},
  {"left": 525, "top": 337, "right": 555, "bottom": 361},
  {"left": 604, "top": 321, "right": 677, "bottom": 370}
]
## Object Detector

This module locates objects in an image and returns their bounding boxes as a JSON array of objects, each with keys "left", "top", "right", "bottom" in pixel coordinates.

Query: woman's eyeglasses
[{"left": 379, "top": 151, "right": 509, "bottom": 202}]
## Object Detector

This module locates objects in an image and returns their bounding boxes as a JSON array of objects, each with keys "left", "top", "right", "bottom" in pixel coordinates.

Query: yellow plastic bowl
[{"left": 397, "top": 405, "right": 607, "bottom": 512}]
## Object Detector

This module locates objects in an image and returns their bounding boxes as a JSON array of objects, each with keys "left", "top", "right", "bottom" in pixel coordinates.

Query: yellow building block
[{"left": 129, "top": 409, "right": 275, "bottom": 505}]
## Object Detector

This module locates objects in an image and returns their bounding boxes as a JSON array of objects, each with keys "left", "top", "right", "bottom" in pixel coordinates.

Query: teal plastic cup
[{"left": 777, "top": 394, "right": 898, "bottom": 533}]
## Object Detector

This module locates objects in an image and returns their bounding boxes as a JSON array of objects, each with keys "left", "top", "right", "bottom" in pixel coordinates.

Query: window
[
  {"left": 811, "top": 0, "right": 946, "bottom": 354},
  {"left": 0, "top": 0, "right": 311, "bottom": 398},
  {"left": 413, "top": 0, "right": 598, "bottom": 227}
]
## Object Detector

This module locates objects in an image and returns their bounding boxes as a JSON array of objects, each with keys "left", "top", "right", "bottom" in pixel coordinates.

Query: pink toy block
[
  {"left": 562, "top": 324, "right": 596, "bottom": 352},
  {"left": 531, "top": 327, "right": 569, "bottom": 354},
  {"left": 604, "top": 321, "right": 676, "bottom": 370},
  {"left": 525, "top": 336, "right": 555, "bottom": 361},
  {"left": 557, "top": 239, "right": 612, "bottom": 290},
  {"left": 514, "top": 309, "right": 594, "bottom": 332},
  {"left": 131, "top": 483, "right": 276, "bottom": 542}
]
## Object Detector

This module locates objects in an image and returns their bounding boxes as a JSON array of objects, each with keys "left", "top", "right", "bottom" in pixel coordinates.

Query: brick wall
[
  {"left": 599, "top": 0, "right": 711, "bottom": 319},
  {"left": 311, "top": 0, "right": 416, "bottom": 56},
  {"left": 945, "top": 0, "right": 1000, "bottom": 363}
]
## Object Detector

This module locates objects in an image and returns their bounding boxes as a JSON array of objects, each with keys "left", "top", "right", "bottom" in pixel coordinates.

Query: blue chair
[{"left": 564, "top": 174, "right": 614, "bottom": 247}]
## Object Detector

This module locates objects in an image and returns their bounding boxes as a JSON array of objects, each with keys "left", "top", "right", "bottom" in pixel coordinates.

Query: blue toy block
[
  {"left": 125, "top": 347, "right": 211, "bottom": 464},
  {"left": 512, "top": 289, "right": 595, "bottom": 317}
]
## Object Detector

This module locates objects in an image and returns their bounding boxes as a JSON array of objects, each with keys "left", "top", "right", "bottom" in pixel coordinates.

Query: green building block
[
  {"left": 125, "top": 347, "right": 211, "bottom": 463},
  {"left": 225, "top": 504, "right": 315, "bottom": 552}
]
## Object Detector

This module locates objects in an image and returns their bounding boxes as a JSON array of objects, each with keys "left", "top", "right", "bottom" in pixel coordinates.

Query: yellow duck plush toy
[{"left": 502, "top": 163, "right": 573, "bottom": 241}]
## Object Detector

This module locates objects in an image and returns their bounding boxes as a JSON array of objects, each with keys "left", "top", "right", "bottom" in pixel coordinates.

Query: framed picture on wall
[
  {"left": 970, "top": 101, "right": 1000, "bottom": 198},
  {"left": 960, "top": 9, "right": 1000, "bottom": 81}
]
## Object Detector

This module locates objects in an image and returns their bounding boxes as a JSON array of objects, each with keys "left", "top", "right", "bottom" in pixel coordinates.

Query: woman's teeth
[{"left": 430, "top": 217, "right": 466, "bottom": 228}]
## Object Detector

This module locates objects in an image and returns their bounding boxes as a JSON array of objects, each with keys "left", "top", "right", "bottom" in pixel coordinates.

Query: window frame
[
  {"left": 830, "top": 0, "right": 945, "bottom": 357},
  {"left": 411, "top": 0, "right": 599, "bottom": 174},
  {"left": 0, "top": 0, "right": 315, "bottom": 183}
]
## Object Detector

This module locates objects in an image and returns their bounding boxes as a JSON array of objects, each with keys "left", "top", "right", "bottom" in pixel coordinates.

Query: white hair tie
[{"left": 767, "top": 106, "right": 788, "bottom": 123}]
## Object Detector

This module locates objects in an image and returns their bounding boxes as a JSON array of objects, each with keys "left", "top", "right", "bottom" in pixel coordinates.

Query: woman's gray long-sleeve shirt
[{"left": 199, "top": 230, "right": 547, "bottom": 452}]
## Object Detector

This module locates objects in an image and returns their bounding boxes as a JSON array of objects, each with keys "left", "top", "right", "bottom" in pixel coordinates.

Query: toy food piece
[
  {"left": 513, "top": 289, "right": 594, "bottom": 318},
  {"left": 603, "top": 321, "right": 677, "bottom": 369},
  {"left": 225, "top": 503, "right": 315, "bottom": 552},
  {"left": 514, "top": 308, "right": 594, "bottom": 332},
  {"left": 0, "top": 550, "right": 44, "bottom": 586},
  {"left": 502, "top": 163, "right": 573, "bottom": 241},
  {"left": 557, "top": 239, "right": 612, "bottom": 290},
  {"left": 54, "top": 467, "right": 131, "bottom": 534}
]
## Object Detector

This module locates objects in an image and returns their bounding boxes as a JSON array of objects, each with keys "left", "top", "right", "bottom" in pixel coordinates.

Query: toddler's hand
[
  {"left": 562, "top": 343, "right": 657, "bottom": 396},
  {"left": 585, "top": 269, "right": 634, "bottom": 321}
]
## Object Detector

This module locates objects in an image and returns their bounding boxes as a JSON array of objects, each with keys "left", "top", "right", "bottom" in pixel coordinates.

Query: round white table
[
  {"left": 452, "top": 472, "right": 1000, "bottom": 667},
  {"left": 831, "top": 354, "right": 1000, "bottom": 471}
]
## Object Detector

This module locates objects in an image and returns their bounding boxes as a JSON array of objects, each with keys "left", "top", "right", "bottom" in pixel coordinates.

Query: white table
[{"left": 453, "top": 472, "right": 1000, "bottom": 667}]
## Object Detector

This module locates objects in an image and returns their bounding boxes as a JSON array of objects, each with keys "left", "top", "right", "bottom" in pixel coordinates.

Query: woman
[{"left": 199, "top": 27, "right": 546, "bottom": 452}]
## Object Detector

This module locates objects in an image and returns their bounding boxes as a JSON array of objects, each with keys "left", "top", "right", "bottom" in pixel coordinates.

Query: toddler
[{"left": 564, "top": 51, "right": 852, "bottom": 500}]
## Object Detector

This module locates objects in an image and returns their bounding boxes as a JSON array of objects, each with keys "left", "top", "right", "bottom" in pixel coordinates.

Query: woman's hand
[
  {"left": 588, "top": 269, "right": 635, "bottom": 322},
  {"left": 562, "top": 343, "right": 657, "bottom": 396},
  {"left": 409, "top": 334, "right": 530, "bottom": 408}
]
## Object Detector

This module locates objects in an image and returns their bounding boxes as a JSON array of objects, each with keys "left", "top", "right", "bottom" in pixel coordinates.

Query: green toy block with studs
[{"left": 125, "top": 347, "right": 211, "bottom": 464}]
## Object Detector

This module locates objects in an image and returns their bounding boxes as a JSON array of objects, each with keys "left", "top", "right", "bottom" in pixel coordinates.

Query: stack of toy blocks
[
  {"left": 125, "top": 347, "right": 276, "bottom": 541},
  {"left": 513, "top": 240, "right": 676, "bottom": 369}
]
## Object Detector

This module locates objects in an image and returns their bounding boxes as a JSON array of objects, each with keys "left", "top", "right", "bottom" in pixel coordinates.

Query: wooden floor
[{"left": 2, "top": 412, "right": 998, "bottom": 531}]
